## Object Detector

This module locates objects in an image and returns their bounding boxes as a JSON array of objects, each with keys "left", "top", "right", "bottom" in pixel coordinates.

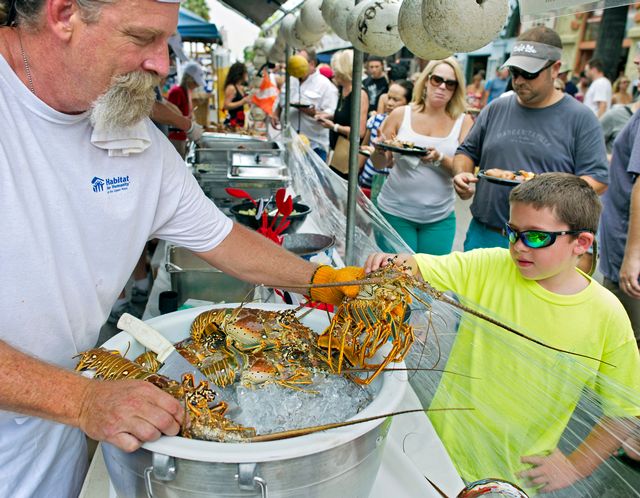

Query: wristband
[
  {"left": 438, "top": 151, "right": 445, "bottom": 162},
  {"left": 333, "top": 123, "right": 339, "bottom": 133}
]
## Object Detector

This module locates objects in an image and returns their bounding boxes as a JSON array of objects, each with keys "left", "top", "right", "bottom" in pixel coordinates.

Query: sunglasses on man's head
[
  {"left": 508, "top": 61, "right": 555, "bottom": 81},
  {"left": 503, "top": 223, "right": 591, "bottom": 249},
  {"left": 428, "top": 74, "right": 458, "bottom": 91}
]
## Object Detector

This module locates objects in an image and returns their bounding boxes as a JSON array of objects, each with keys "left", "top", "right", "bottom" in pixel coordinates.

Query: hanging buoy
[
  {"left": 421, "top": 0, "right": 510, "bottom": 53},
  {"left": 347, "top": 0, "right": 403, "bottom": 57},
  {"left": 398, "top": 0, "right": 451, "bottom": 60},
  {"left": 301, "top": 0, "right": 328, "bottom": 34},
  {"left": 327, "top": 0, "right": 356, "bottom": 41}
]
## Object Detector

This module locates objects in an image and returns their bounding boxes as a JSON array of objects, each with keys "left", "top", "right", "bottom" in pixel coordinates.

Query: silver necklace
[{"left": 18, "top": 32, "right": 35, "bottom": 94}]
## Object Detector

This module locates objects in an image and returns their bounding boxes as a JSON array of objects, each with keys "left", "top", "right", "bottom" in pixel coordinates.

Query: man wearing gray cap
[
  {"left": 452, "top": 26, "right": 608, "bottom": 263},
  {"left": 0, "top": 1, "right": 359, "bottom": 495}
]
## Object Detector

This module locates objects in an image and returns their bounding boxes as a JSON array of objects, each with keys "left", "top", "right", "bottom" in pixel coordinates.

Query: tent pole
[
  {"left": 283, "top": 45, "right": 292, "bottom": 129},
  {"left": 345, "top": 28, "right": 364, "bottom": 265}
]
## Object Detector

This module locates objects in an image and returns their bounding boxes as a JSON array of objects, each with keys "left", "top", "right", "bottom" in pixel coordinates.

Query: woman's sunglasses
[
  {"left": 503, "top": 223, "right": 591, "bottom": 249},
  {"left": 508, "top": 61, "right": 555, "bottom": 81},
  {"left": 429, "top": 74, "right": 458, "bottom": 91}
]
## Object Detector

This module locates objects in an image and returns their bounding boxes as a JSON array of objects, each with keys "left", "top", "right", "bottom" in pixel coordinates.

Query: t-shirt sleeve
[
  {"left": 149, "top": 148, "right": 233, "bottom": 252},
  {"left": 591, "top": 79, "right": 612, "bottom": 104},
  {"left": 572, "top": 108, "right": 609, "bottom": 184},
  {"left": 456, "top": 109, "right": 487, "bottom": 163}
]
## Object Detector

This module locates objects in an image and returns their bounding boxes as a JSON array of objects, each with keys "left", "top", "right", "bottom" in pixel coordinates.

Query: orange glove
[{"left": 309, "top": 265, "right": 365, "bottom": 305}]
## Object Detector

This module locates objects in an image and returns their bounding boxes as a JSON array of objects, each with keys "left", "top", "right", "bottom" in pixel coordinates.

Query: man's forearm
[
  {"left": 452, "top": 154, "right": 475, "bottom": 175},
  {"left": 151, "top": 102, "right": 190, "bottom": 130},
  {"left": 0, "top": 339, "right": 90, "bottom": 427},
  {"left": 196, "top": 224, "right": 317, "bottom": 291}
]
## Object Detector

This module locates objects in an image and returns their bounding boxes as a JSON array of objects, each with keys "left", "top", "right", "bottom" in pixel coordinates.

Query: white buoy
[
  {"left": 301, "top": 0, "right": 328, "bottom": 34},
  {"left": 327, "top": 0, "right": 356, "bottom": 41},
  {"left": 348, "top": 0, "right": 403, "bottom": 57},
  {"left": 398, "top": 0, "right": 451, "bottom": 60},
  {"left": 421, "top": 0, "right": 510, "bottom": 53},
  {"left": 294, "top": 14, "right": 324, "bottom": 48},
  {"left": 280, "top": 13, "right": 298, "bottom": 47},
  {"left": 320, "top": 0, "right": 337, "bottom": 26}
]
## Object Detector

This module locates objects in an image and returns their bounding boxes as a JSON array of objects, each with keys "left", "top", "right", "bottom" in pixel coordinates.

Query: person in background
[
  {"left": 576, "top": 70, "right": 590, "bottom": 102},
  {"left": 452, "top": 26, "right": 608, "bottom": 274},
  {"left": 272, "top": 50, "right": 338, "bottom": 161},
  {"left": 599, "top": 47, "right": 640, "bottom": 347},
  {"left": 317, "top": 63, "right": 334, "bottom": 81},
  {"left": 612, "top": 75, "right": 633, "bottom": 105},
  {"left": 223, "top": 61, "right": 251, "bottom": 128},
  {"left": 316, "top": 49, "right": 369, "bottom": 179},
  {"left": 359, "top": 79, "right": 414, "bottom": 199},
  {"left": 553, "top": 78, "right": 565, "bottom": 92},
  {"left": 364, "top": 173, "right": 640, "bottom": 493},
  {"left": 167, "top": 60, "right": 205, "bottom": 158},
  {"left": 363, "top": 55, "right": 388, "bottom": 115},
  {"left": 558, "top": 63, "right": 578, "bottom": 97},
  {"left": 0, "top": 1, "right": 363, "bottom": 494},
  {"left": 481, "top": 67, "right": 510, "bottom": 107},
  {"left": 371, "top": 58, "right": 474, "bottom": 254},
  {"left": 375, "top": 62, "right": 410, "bottom": 114},
  {"left": 600, "top": 100, "right": 639, "bottom": 157},
  {"left": 465, "top": 71, "right": 485, "bottom": 111},
  {"left": 584, "top": 58, "right": 612, "bottom": 118}
]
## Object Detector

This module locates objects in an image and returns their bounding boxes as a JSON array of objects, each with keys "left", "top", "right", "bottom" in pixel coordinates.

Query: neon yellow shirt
[{"left": 415, "top": 248, "right": 640, "bottom": 487}]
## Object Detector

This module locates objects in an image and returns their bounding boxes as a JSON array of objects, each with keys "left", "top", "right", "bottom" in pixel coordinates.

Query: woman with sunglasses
[
  {"left": 371, "top": 58, "right": 474, "bottom": 254},
  {"left": 612, "top": 75, "right": 633, "bottom": 105}
]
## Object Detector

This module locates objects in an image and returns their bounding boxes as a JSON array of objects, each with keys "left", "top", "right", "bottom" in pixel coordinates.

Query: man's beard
[{"left": 90, "top": 71, "right": 160, "bottom": 130}]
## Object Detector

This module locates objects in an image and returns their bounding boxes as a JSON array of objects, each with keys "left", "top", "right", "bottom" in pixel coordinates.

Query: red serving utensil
[
  {"left": 273, "top": 196, "right": 294, "bottom": 234},
  {"left": 225, "top": 187, "right": 258, "bottom": 207},
  {"left": 273, "top": 219, "right": 290, "bottom": 236}
]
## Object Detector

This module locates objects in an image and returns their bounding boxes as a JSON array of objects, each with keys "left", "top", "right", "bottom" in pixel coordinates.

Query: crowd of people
[{"left": 268, "top": 26, "right": 640, "bottom": 490}]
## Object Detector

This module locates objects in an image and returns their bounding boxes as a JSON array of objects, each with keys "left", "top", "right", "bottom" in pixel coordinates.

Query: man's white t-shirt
[
  {"left": 0, "top": 54, "right": 232, "bottom": 496},
  {"left": 584, "top": 76, "right": 612, "bottom": 115},
  {"left": 280, "top": 70, "right": 338, "bottom": 152}
]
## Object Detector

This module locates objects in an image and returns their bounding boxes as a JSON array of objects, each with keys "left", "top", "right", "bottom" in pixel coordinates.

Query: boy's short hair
[{"left": 509, "top": 173, "right": 601, "bottom": 233}]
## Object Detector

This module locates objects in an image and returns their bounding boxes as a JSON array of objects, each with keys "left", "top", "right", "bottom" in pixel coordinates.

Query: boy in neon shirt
[{"left": 364, "top": 173, "right": 640, "bottom": 493}]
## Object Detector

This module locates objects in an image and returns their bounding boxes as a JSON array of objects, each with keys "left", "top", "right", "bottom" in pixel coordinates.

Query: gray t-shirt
[
  {"left": 458, "top": 94, "right": 609, "bottom": 229},
  {"left": 600, "top": 104, "right": 634, "bottom": 154},
  {"left": 599, "top": 110, "right": 640, "bottom": 283}
]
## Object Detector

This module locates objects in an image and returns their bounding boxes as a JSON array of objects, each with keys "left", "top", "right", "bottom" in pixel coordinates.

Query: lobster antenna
[{"left": 247, "top": 407, "right": 473, "bottom": 443}]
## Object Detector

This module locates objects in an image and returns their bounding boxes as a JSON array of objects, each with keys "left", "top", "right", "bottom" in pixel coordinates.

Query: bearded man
[{"left": 0, "top": 1, "right": 361, "bottom": 496}]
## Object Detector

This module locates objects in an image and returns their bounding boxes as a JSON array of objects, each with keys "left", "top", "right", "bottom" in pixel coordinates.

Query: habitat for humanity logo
[{"left": 91, "top": 175, "right": 130, "bottom": 194}]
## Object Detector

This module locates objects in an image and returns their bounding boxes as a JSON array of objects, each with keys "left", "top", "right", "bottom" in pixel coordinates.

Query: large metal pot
[{"left": 100, "top": 304, "right": 407, "bottom": 498}]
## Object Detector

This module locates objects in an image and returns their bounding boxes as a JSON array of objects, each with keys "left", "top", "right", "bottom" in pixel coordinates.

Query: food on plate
[
  {"left": 382, "top": 137, "right": 419, "bottom": 150},
  {"left": 483, "top": 168, "right": 536, "bottom": 182}
]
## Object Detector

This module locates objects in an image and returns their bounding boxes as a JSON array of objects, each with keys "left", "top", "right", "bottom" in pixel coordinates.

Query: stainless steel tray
[
  {"left": 231, "top": 152, "right": 285, "bottom": 168},
  {"left": 166, "top": 246, "right": 256, "bottom": 305},
  {"left": 228, "top": 165, "right": 289, "bottom": 180}
]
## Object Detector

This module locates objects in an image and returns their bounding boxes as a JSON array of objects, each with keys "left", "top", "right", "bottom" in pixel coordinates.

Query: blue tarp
[{"left": 178, "top": 7, "right": 221, "bottom": 43}]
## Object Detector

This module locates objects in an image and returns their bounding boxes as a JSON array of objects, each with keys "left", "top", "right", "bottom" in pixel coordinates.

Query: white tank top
[{"left": 377, "top": 105, "right": 465, "bottom": 223}]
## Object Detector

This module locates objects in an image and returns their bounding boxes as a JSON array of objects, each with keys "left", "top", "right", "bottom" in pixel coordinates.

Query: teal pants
[
  {"left": 380, "top": 210, "right": 456, "bottom": 255},
  {"left": 463, "top": 218, "right": 509, "bottom": 251}
]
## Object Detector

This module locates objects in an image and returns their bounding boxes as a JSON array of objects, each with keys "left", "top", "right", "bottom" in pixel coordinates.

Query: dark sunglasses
[
  {"left": 508, "top": 61, "right": 555, "bottom": 81},
  {"left": 503, "top": 223, "right": 591, "bottom": 249},
  {"left": 429, "top": 74, "right": 458, "bottom": 91}
]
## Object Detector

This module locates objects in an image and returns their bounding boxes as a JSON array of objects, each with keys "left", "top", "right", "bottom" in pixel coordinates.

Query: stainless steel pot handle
[
  {"left": 165, "top": 262, "right": 183, "bottom": 273},
  {"left": 144, "top": 453, "right": 177, "bottom": 498},
  {"left": 237, "top": 462, "right": 268, "bottom": 498}
]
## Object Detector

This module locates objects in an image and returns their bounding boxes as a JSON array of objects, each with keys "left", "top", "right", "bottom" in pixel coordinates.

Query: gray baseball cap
[{"left": 502, "top": 41, "right": 563, "bottom": 73}]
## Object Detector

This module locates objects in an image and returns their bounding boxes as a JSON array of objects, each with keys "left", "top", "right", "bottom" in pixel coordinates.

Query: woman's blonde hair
[
  {"left": 412, "top": 57, "right": 466, "bottom": 119},
  {"left": 331, "top": 49, "right": 354, "bottom": 84},
  {"left": 613, "top": 75, "right": 630, "bottom": 93}
]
